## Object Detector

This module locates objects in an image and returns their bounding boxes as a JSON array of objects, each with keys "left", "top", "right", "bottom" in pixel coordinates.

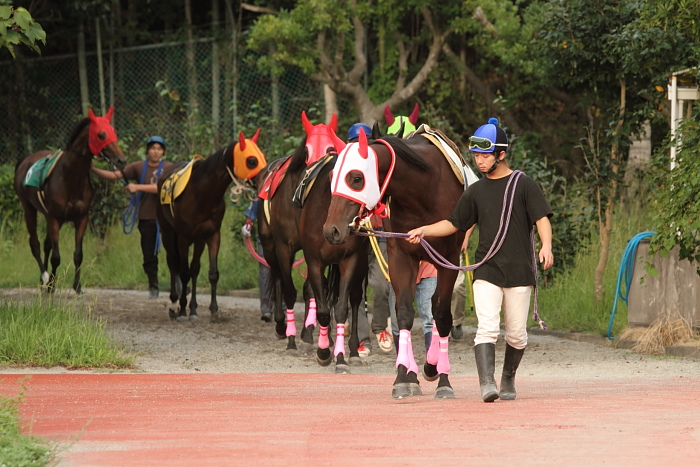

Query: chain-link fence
[{"left": 0, "top": 37, "right": 340, "bottom": 165}]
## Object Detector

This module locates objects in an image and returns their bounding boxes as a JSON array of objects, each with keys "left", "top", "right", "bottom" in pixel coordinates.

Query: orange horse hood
[{"left": 233, "top": 129, "right": 267, "bottom": 180}]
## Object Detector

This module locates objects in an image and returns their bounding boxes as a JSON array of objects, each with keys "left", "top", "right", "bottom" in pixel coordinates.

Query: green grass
[
  {"left": 0, "top": 385, "right": 55, "bottom": 466},
  {"left": 535, "top": 205, "right": 653, "bottom": 337},
  {"left": 0, "top": 206, "right": 267, "bottom": 292},
  {"left": 0, "top": 295, "right": 133, "bottom": 369}
]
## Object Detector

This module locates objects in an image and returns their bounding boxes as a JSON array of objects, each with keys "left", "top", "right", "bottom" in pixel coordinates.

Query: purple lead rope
[{"left": 355, "top": 169, "right": 547, "bottom": 329}]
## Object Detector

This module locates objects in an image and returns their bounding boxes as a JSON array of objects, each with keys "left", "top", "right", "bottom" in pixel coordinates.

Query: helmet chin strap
[{"left": 487, "top": 157, "right": 500, "bottom": 174}]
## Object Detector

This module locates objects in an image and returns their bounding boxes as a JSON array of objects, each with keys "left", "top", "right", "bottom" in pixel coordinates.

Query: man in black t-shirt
[{"left": 407, "top": 118, "right": 554, "bottom": 403}]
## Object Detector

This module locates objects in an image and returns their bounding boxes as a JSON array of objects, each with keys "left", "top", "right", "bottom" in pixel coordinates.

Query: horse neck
[
  {"left": 199, "top": 145, "right": 235, "bottom": 194},
  {"left": 58, "top": 144, "right": 94, "bottom": 185}
]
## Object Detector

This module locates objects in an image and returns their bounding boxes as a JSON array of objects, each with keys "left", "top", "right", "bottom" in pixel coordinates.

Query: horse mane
[
  {"left": 287, "top": 137, "right": 308, "bottom": 174},
  {"left": 197, "top": 141, "right": 235, "bottom": 170},
  {"left": 65, "top": 118, "right": 91, "bottom": 149},
  {"left": 379, "top": 134, "right": 430, "bottom": 171}
]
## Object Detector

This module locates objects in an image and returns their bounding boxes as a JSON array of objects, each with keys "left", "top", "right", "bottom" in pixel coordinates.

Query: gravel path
[{"left": 1, "top": 287, "right": 699, "bottom": 379}]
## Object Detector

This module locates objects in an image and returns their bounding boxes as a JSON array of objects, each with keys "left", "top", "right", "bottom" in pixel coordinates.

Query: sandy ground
[{"left": 1, "top": 287, "right": 698, "bottom": 379}]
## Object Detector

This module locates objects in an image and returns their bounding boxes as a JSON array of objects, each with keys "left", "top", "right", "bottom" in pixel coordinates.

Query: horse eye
[
  {"left": 246, "top": 156, "right": 259, "bottom": 169},
  {"left": 98, "top": 131, "right": 107, "bottom": 141},
  {"left": 345, "top": 171, "right": 364, "bottom": 191}
]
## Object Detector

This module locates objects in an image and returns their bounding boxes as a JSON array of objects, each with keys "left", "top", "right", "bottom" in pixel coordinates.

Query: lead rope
[{"left": 355, "top": 169, "right": 547, "bottom": 329}]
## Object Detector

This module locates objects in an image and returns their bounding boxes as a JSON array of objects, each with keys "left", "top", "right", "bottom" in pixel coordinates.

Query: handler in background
[
  {"left": 406, "top": 118, "right": 553, "bottom": 402},
  {"left": 91, "top": 135, "right": 173, "bottom": 299}
]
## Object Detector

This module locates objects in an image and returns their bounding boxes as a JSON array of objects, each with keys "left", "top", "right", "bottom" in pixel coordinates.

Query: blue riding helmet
[
  {"left": 468, "top": 118, "right": 508, "bottom": 153},
  {"left": 146, "top": 135, "right": 166, "bottom": 150},
  {"left": 347, "top": 123, "right": 372, "bottom": 142}
]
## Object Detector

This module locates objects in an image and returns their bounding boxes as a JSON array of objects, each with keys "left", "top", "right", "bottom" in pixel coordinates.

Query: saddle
[
  {"left": 23, "top": 150, "right": 63, "bottom": 188},
  {"left": 291, "top": 154, "right": 336, "bottom": 208},
  {"left": 258, "top": 156, "right": 291, "bottom": 201},
  {"left": 409, "top": 124, "right": 479, "bottom": 187},
  {"left": 160, "top": 154, "right": 204, "bottom": 206}
]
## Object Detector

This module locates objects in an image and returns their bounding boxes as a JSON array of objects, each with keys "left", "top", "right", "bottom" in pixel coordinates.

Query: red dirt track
[{"left": 2, "top": 373, "right": 699, "bottom": 466}]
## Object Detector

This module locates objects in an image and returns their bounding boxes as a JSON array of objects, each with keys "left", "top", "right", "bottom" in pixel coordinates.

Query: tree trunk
[
  {"left": 211, "top": 0, "right": 221, "bottom": 147},
  {"left": 324, "top": 84, "right": 338, "bottom": 123},
  {"left": 78, "top": 22, "right": 90, "bottom": 114},
  {"left": 96, "top": 18, "right": 106, "bottom": 115},
  {"left": 184, "top": 0, "right": 200, "bottom": 115},
  {"left": 594, "top": 79, "right": 626, "bottom": 301}
]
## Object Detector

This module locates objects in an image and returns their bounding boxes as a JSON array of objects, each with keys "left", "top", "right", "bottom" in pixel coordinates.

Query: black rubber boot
[
  {"left": 474, "top": 343, "right": 499, "bottom": 402},
  {"left": 500, "top": 344, "right": 525, "bottom": 400}
]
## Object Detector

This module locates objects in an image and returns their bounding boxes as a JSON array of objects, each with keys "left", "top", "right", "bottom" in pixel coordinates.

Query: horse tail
[{"left": 325, "top": 264, "right": 340, "bottom": 307}]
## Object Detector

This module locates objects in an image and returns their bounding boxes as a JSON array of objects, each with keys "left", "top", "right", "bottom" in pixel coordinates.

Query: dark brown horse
[
  {"left": 256, "top": 112, "right": 367, "bottom": 370},
  {"left": 14, "top": 107, "right": 126, "bottom": 293},
  {"left": 157, "top": 130, "right": 267, "bottom": 322},
  {"left": 297, "top": 159, "right": 369, "bottom": 372},
  {"left": 323, "top": 129, "right": 467, "bottom": 398}
]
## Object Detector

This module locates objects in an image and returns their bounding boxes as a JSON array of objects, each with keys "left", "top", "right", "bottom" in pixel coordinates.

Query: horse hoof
[
  {"left": 316, "top": 349, "right": 332, "bottom": 367},
  {"left": 176, "top": 315, "right": 189, "bottom": 323},
  {"left": 297, "top": 341, "right": 314, "bottom": 354},
  {"left": 285, "top": 348, "right": 299, "bottom": 356},
  {"left": 189, "top": 315, "right": 199, "bottom": 322},
  {"left": 422, "top": 363, "right": 439, "bottom": 382},
  {"left": 168, "top": 310, "right": 177, "bottom": 321},
  {"left": 335, "top": 363, "right": 350, "bottom": 374},
  {"left": 435, "top": 386, "right": 455, "bottom": 399},
  {"left": 392, "top": 383, "right": 415, "bottom": 400},
  {"left": 348, "top": 356, "right": 365, "bottom": 366}
]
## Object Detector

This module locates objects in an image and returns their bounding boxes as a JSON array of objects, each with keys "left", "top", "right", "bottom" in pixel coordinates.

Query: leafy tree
[
  {"left": 246, "top": 0, "right": 457, "bottom": 123},
  {"left": 527, "top": 0, "right": 696, "bottom": 300},
  {"left": 0, "top": 4, "right": 45, "bottom": 58}
]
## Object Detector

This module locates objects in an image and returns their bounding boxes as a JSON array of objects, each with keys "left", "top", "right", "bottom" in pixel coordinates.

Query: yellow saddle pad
[{"left": 160, "top": 155, "right": 204, "bottom": 205}]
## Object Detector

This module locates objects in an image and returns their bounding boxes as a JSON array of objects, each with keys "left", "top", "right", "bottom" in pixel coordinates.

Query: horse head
[
  {"left": 300, "top": 111, "right": 346, "bottom": 165},
  {"left": 234, "top": 129, "right": 267, "bottom": 180},
  {"left": 384, "top": 103, "right": 420, "bottom": 137},
  {"left": 324, "top": 129, "right": 384, "bottom": 244},
  {"left": 88, "top": 106, "right": 126, "bottom": 170}
]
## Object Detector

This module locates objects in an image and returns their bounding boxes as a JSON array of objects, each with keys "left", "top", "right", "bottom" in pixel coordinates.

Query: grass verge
[
  {"left": 0, "top": 384, "right": 55, "bottom": 466},
  {"left": 0, "top": 293, "right": 133, "bottom": 369}
]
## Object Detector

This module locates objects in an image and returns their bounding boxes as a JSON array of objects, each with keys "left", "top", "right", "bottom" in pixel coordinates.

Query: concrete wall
[{"left": 628, "top": 242, "right": 700, "bottom": 329}]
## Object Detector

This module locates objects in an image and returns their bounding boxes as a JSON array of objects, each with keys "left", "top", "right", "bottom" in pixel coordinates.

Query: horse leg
[
  {"left": 71, "top": 215, "right": 89, "bottom": 294},
  {"left": 175, "top": 238, "right": 191, "bottom": 322},
  {"left": 46, "top": 218, "right": 62, "bottom": 294},
  {"left": 346, "top": 264, "right": 365, "bottom": 367},
  {"left": 430, "top": 275, "right": 457, "bottom": 399},
  {"left": 22, "top": 205, "right": 49, "bottom": 288},
  {"left": 187, "top": 241, "right": 206, "bottom": 322},
  {"left": 392, "top": 284, "right": 422, "bottom": 399},
  {"left": 305, "top": 264, "right": 331, "bottom": 365},
  {"left": 206, "top": 233, "right": 220, "bottom": 318},
  {"left": 277, "top": 250, "right": 298, "bottom": 352},
  {"left": 298, "top": 279, "right": 315, "bottom": 354}
]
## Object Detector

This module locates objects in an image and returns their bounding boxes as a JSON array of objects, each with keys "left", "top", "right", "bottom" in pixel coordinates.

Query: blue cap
[
  {"left": 146, "top": 135, "right": 166, "bottom": 149},
  {"left": 470, "top": 117, "right": 508, "bottom": 153},
  {"left": 347, "top": 123, "right": 372, "bottom": 142}
]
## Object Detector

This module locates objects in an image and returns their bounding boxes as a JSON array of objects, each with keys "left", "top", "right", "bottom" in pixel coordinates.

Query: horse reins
[{"left": 354, "top": 169, "right": 547, "bottom": 330}]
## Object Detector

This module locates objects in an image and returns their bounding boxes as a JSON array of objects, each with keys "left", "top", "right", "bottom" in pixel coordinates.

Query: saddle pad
[
  {"left": 412, "top": 124, "right": 479, "bottom": 188},
  {"left": 258, "top": 156, "right": 292, "bottom": 201},
  {"left": 23, "top": 150, "right": 63, "bottom": 188},
  {"left": 160, "top": 155, "right": 204, "bottom": 205},
  {"left": 292, "top": 154, "right": 336, "bottom": 208}
]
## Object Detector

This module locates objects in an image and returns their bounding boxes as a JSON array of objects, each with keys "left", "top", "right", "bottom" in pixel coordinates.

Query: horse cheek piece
[
  {"left": 14, "top": 106, "right": 126, "bottom": 294},
  {"left": 324, "top": 130, "right": 465, "bottom": 399}
]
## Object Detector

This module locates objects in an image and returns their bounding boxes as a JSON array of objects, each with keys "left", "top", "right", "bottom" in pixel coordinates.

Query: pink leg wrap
[
  {"left": 407, "top": 333, "right": 419, "bottom": 375},
  {"left": 304, "top": 298, "right": 317, "bottom": 328},
  {"left": 318, "top": 325, "right": 330, "bottom": 349},
  {"left": 286, "top": 309, "right": 296, "bottom": 337},
  {"left": 437, "top": 337, "right": 450, "bottom": 375},
  {"left": 426, "top": 322, "right": 440, "bottom": 365},
  {"left": 333, "top": 323, "right": 345, "bottom": 357},
  {"left": 395, "top": 329, "right": 411, "bottom": 369}
]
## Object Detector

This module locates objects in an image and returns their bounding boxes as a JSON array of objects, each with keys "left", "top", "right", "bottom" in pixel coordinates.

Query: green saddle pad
[{"left": 24, "top": 150, "right": 63, "bottom": 188}]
